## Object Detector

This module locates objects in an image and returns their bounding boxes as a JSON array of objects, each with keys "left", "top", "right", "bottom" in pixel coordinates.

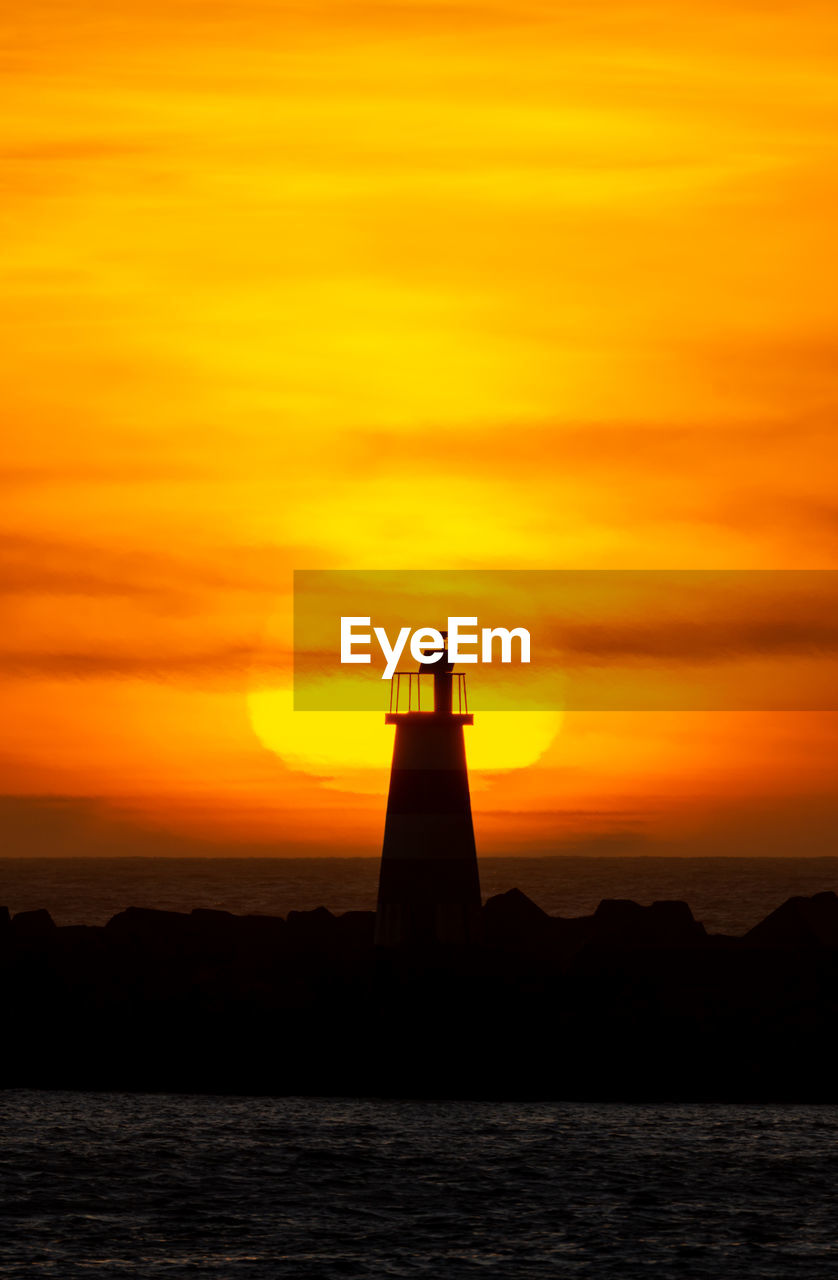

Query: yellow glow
[{"left": 247, "top": 688, "right": 562, "bottom": 781}]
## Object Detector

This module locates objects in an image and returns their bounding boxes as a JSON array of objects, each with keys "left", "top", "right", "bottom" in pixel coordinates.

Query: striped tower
[{"left": 375, "top": 636, "right": 482, "bottom": 946}]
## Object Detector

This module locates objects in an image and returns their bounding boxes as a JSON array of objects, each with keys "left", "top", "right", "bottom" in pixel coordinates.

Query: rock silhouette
[
  {"left": 2, "top": 890, "right": 838, "bottom": 1099},
  {"left": 590, "top": 898, "right": 706, "bottom": 947},
  {"left": 743, "top": 890, "right": 838, "bottom": 949},
  {"left": 10, "top": 908, "right": 57, "bottom": 942}
]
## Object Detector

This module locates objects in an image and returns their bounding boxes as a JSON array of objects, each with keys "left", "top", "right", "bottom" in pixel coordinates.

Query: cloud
[
  {"left": 0, "top": 793, "right": 227, "bottom": 866},
  {"left": 348, "top": 412, "right": 838, "bottom": 487},
  {"left": 548, "top": 608, "right": 838, "bottom": 665},
  {"left": 0, "top": 463, "right": 204, "bottom": 490},
  {"left": 1, "top": 139, "right": 154, "bottom": 163},
  {"left": 0, "top": 643, "right": 291, "bottom": 686},
  {"left": 0, "top": 532, "right": 311, "bottom": 688},
  {"left": 0, "top": 531, "right": 306, "bottom": 601}
]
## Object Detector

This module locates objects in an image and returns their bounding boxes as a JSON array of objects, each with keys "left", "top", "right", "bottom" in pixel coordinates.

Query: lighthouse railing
[{"left": 388, "top": 671, "right": 468, "bottom": 715}]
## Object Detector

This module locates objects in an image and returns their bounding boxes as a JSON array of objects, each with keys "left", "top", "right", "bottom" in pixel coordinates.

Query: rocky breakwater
[{"left": 2, "top": 890, "right": 838, "bottom": 1099}]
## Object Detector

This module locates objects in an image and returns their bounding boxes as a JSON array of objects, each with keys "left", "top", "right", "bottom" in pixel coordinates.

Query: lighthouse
[{"left": 375, "top": 633, "right": 482, "bottom": 946}]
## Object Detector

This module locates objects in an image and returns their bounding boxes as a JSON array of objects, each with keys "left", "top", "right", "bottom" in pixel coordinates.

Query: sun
[{"left": 247, "top": 688, "right": 562, "bottom": 784}]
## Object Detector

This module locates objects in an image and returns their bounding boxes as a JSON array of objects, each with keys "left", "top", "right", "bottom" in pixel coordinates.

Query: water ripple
[{"left": 1, "top": 1093, "right": 837, "bottom": 1277}]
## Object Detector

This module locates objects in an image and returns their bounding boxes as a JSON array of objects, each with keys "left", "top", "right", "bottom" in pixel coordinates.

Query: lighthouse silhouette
[{"left": 375, "top": 631, "right": 482, "bottom": 946}]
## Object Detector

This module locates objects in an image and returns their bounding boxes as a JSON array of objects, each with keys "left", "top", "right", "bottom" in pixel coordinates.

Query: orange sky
[{"left": 2, "top": 0, "right": 838, "bottom": 857}]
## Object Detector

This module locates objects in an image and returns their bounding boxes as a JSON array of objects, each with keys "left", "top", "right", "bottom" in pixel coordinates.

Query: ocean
[
  {"left": 2, "top": 855, "right": 838, "bottom": 935},
  {"left": 1, "top": 1092, "right": 837, "bottom": 1278}
]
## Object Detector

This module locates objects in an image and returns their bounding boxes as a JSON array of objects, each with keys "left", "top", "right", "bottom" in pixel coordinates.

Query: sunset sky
[{"left": 3, "top": 0, "right": 838, "bottom": 858}]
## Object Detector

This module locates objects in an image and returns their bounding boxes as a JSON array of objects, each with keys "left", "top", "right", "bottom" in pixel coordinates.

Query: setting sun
[{"left": 247, "top": 688, "right": 563, "bottom": 783}]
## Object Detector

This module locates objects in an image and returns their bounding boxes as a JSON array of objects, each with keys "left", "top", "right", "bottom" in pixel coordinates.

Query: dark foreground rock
[{"left": 1, "top": 892, "right": 838, "bottom": 1100}]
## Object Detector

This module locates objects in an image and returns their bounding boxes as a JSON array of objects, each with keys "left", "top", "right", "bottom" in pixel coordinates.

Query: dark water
[
  {"left": 1, "top": 1092, "right": 837, "bottom": 1278},
  {"left": 2, "top": 856, "right": 838, "bottom": 934}
]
